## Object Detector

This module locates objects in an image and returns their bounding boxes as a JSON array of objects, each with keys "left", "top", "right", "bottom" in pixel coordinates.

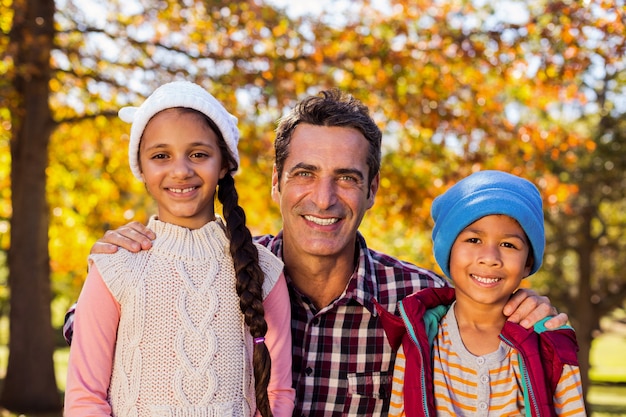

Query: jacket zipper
[
  {"left": 399, "top": 300, "right": 430, "bottom": 417},
  {"left": 500, "top": 335, "right": 539, "bottom": 417}
]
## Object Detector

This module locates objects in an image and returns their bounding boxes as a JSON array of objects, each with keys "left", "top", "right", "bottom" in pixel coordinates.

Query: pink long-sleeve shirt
[{"left": 65, "top": 257, "right": 294, "bottom": 416}]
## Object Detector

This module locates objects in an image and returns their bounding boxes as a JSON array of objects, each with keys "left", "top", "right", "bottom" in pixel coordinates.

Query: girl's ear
[{"left": 219, "top": 165, "right": 229, "bottom": 180}]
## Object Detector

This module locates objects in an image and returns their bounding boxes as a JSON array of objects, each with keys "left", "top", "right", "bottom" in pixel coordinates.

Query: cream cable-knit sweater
[{"left": 89, "top": 216, "right": 283, "bottom": 417}]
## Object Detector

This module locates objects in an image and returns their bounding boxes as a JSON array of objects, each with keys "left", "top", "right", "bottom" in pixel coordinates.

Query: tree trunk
[
  {"left": 576, "top": 206, "right": 595, "bottom": 412},
  {"left": 0, "top": 0, "right": 61, "bottom": 412},
  {"left": 575, "top": 279, "right": 593, "bottom": 411}
]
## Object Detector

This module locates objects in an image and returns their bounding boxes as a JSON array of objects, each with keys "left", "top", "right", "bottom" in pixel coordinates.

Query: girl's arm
[
  {"left": 64, "top": 265, "right": 120, "bottom": 416},
  {"left": 261, "top": 274, "right": 296, "bottom": 416},
  {"left": 553, "top": 364, "right": 587, "bottom": 416}
]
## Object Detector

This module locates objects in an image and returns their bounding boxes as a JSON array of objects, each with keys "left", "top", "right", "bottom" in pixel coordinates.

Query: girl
[{"left": 64, "top": 81, "right": 295, "bottom": 417}]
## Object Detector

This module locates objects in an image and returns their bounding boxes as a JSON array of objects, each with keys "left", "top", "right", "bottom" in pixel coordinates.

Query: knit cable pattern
[{"left": 89, "top": 216, "right": 282, "bottom": 416}]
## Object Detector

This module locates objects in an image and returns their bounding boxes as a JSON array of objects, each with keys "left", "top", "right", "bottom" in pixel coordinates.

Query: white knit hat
[{"left": 119, "top": 81, "right": 240, "bottom": 181}]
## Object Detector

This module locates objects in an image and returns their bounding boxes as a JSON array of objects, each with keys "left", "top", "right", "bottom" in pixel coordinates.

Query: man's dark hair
[{"left": 274, "top": 88, "right": 382, "bottom": 189}]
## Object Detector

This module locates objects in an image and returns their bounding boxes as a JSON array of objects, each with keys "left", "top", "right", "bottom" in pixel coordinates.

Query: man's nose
[{"left": 310, "top": 177, "right": 338, "bottom": 209}]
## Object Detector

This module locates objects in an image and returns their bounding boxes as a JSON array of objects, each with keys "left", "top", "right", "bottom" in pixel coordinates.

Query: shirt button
[
  {"left": 480, "top": 375, "right": 489, "bottom": 383},
  {"left": 476, "top": 357, "right": 485, "bottom": 365},
  {"left": 305, "top": 367, "right": 313, "bottom": 376},
  {"left": 479, "top": 402, "right": 488, "bottom": 410}
]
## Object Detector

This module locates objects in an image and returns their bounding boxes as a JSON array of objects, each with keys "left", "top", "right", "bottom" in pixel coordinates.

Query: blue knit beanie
[{"left": 431, "top": 170, "right": 545, "bottom": 279}]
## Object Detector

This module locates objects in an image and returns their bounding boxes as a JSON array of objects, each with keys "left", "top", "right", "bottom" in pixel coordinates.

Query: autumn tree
[
  {"left": 1, "top": 0, "right": 625, "bottom": 411},
  {"left": 1, "top": 0, "right": 61, "bottom": 412},
  {"left": 1, "top": 0, "right": 320, "bottom": 411},
  {"left": 339, "top": 0, "right": 626, "bottom": 400},
  {"left": 432, "top": 1, "right": 626, "bottom": 398},
  {"left": 508, "top": 0, "right": 626, "bottom": 396},
  {"left": 269, "top": 0, "right": 626, "bottom": 401}
]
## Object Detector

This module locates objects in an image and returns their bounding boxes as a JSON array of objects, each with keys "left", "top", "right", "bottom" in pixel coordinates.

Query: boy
[{"left": 377, "top": 170, "right": 586, "bottom": 416}]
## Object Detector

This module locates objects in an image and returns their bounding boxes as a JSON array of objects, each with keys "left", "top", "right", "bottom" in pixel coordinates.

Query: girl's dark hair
[
  {"left": 218, "top": 174, "right": 273, "bottom": 417},
  {"left": 170, "top": 108, "right": 272, "bottom": 416},
  {"left": 200, "top": 111, "right": 273, "bottom": 417}
]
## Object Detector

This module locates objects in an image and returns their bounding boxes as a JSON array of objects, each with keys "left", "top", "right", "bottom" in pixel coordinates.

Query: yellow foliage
[{"left": 0, "top": 0, "right": 623, "bottom": 328}]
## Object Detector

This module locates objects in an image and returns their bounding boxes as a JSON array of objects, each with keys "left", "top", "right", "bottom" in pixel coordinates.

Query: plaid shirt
[
  {"left": 63, "top": 231, "right": 448, "bottom": 417},
  {"left": 255, "top": 232, "right": 448, "bottom": 417}
]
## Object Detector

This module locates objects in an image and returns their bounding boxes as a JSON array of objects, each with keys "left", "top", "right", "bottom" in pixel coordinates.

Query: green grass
[
  {"left": 587, "top": 329, "right": 626, "bottom": 415},
  {"left": 53, "top": 347, "right": 70, "bottom": 392},
  {"left": 587, "top": 385, "right": 626, "bottom": 416},
  {"left": 590, "top": 333, "right": 626, "bottom": 383}
]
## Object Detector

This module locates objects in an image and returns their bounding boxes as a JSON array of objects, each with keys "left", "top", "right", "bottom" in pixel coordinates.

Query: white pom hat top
[{"left": 119, "top": 81, "right": 240, "bottom": 181}]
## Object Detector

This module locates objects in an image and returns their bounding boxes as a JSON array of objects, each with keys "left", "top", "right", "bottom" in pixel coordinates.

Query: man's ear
[
  {"left": 271, "top": 164, "right": 280, "bottom": 203},
  {"left": 367, "top": 172, "right": 380, "bottom": 209}
]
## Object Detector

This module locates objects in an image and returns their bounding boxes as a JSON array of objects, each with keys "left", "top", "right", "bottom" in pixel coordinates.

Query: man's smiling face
[{"left": 272, "top": 123, "right": 378, "bottom": 262}]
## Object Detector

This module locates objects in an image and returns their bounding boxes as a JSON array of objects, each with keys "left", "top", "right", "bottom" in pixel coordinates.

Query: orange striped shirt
[{"left": 388, "top": 305, "right": 586, "bottom": 416}]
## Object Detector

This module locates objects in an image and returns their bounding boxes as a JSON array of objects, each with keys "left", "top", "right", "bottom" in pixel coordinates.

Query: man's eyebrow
[
  {"left": 288, "top": 162, "right": 318, "bottom": 173},
  {"left": 287, "top": 163, "right": 365, "bottom": 181},
  {"left": 335, "top": 168, "right": 365, "bottom": 180}
]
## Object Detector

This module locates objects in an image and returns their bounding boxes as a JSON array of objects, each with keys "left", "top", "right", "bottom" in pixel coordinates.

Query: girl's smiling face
[{"left": 139, "top": 108, "right": 228, "bottom": 229}]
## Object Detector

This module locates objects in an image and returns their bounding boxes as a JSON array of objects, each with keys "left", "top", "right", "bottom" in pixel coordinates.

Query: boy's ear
[{"left": 524, "top": 255, "right": 534, "bottom": 278}]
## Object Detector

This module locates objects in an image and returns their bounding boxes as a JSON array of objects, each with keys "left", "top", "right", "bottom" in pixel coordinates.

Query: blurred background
[{"left": 1, "top": 0, "right": 625, "bottom": 415}]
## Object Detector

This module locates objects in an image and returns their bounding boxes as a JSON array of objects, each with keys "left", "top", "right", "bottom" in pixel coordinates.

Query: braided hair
[
  {"left": 217, "top": 174, "right": 273, "bottom": 417},
  {"left": 190, "top": 108, "right": 273, "bottom": 417}
]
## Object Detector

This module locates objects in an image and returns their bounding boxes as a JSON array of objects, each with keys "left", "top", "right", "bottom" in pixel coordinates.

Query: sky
[
  {"left": 265, "top": 0, "right": 530, "bottom": 25},
  {"left": 265, "top": 0, "right": 393, "bottom": 22}
]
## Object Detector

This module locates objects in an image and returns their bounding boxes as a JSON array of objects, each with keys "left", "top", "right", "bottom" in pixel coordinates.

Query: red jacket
[{"left": 374, "top": 287, "right": 580, "bottom": 417}]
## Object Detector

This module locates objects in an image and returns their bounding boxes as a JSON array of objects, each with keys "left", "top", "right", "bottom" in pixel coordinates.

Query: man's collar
[
  {"left": 265, "top": 231, "right": 380, "bottom": 315},
  {"left": 350, "top": 232, "right": 379, "bottom": 315}
]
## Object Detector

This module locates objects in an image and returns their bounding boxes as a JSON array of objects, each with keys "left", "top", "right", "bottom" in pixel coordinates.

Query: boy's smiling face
[{"left": 449, "top": 214, "right": 533, "bottom": 309}]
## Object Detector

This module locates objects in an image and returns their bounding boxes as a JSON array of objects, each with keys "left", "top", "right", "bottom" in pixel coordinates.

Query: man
[{"left": 65, "top": 89, "right": 566, "bottom": 416}]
